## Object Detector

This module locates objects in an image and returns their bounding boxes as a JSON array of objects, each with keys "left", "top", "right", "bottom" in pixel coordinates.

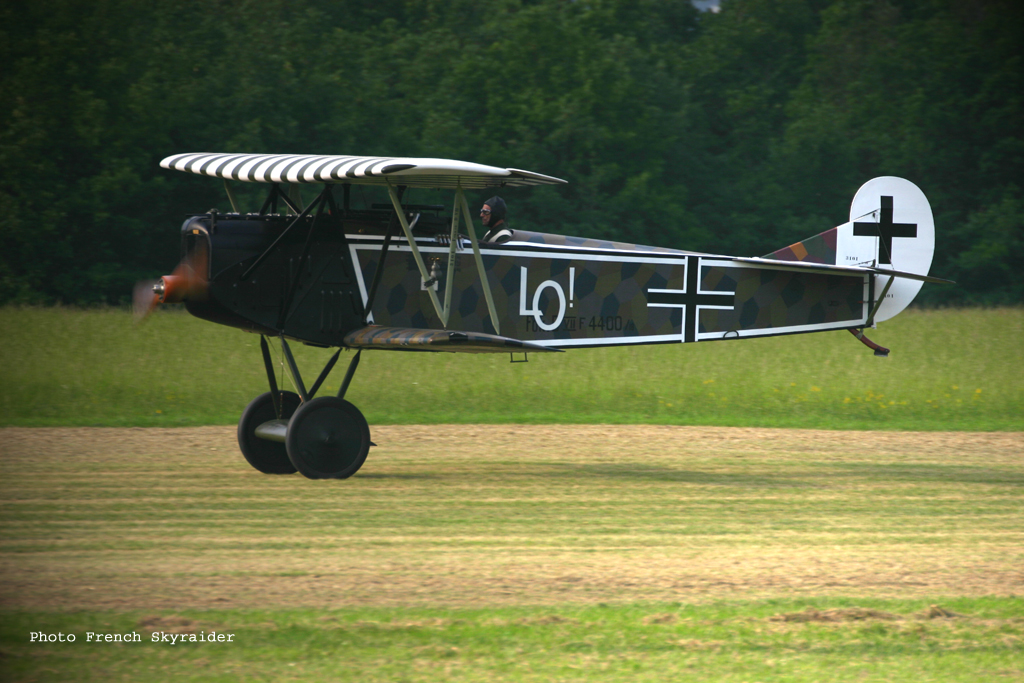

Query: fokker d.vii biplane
[{"left": 138, "top": 153, "right": 950, "bottom": 480}]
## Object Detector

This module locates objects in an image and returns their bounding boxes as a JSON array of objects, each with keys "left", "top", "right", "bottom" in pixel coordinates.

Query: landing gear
[
  {"left": 242, "top": 336, "right": 372, "bottom": 480},
  {"left": 285, "top": 397, "right": 371, "bottom": 479},
  {"left": 237, "top": 391, "right": 301, "bottom": 474}
]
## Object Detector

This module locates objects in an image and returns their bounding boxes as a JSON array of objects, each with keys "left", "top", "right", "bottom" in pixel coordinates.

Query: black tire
[
  {"left": 237, "top": 391, "right": 302, "bottom": 474},
  {"left": 285, "top": 397, "right": 371, "bottom": 480}
]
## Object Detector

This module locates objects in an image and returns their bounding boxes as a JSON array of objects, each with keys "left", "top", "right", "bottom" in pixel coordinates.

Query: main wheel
[
  {"left": 285, "top": 397, "right": 371, "bottom": 479},
  {"left": 237, "top": 391, "right": 301, "bottom": 474}
]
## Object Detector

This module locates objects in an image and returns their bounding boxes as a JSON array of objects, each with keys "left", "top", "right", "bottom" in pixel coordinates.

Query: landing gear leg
[
  {"left": 284, "top": 347, "right": 370, "bottom": 479},
  {"left": 267, "top": 339, "right": 371, "bottom": 479},
  {"left": 242, "top": 336, "right": 372, "bottom": 479},
  {"left": 236, "top": 336, "right": 303, "bottom": 474}
]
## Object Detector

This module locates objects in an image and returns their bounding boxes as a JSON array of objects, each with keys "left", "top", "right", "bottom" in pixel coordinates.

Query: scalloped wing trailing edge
[{"left": 160, "top": 153, "right": 567, "bottom": 189}]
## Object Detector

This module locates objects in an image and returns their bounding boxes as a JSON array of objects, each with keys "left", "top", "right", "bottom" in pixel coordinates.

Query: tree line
[{"left": 1, "top": 0, "right": 1020, "bottom": 305}]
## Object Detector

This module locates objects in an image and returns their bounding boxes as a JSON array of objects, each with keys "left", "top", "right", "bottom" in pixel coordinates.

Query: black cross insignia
[
  {"left": 852, "top": 196, "right": 917, "bottom": 266},
  {"left": 647, "top": 256, "right": 735, "bottom": 343}
]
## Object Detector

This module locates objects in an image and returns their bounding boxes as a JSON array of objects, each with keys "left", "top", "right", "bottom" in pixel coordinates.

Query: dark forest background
[{"left": 1, "top": 0, "right": 1020, "bottom": 306}]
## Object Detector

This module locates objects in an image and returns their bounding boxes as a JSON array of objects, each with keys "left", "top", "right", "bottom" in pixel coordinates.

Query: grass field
[
  {"left": 1, "top": 306, "right": 1021, "bottom": 680},
  {"left": 0, "top": 306, "right": 1021, "bottom": 430},
  {"left": 3, "top": 598, "right": 1022, "bottom": 682},
  {"left": 1, "top": 425, "right": 1022, "bottom": 681}
]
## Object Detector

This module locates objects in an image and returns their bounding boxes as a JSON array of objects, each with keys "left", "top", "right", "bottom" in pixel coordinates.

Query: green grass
[
  {"left": 3, "top": 306, "right": 1021, "bottom": 681},
  {"left": 2, "top": 599, "right": 1022, "bottom": 682},
  {"left": 1, "top": 306, "right": 1020, "bottom": 429},
  {"left": 2, "top": 418, "right": 1022, "bottom": 681}
]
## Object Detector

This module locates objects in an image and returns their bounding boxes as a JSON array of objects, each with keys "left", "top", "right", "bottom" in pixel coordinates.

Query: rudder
[{"left": 765, "top": 177, "right": 935, "bottom": 323}]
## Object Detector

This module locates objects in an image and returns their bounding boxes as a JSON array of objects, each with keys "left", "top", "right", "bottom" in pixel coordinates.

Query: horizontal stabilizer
[
  {"left": 733, "top": 257, "right": 954, "bottom": 284},
  {"left": 343, "top": 326, "right": 563, "bottom": 354}
]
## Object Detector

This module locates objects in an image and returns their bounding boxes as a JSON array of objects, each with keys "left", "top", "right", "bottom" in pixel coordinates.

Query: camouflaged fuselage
[{"left": 350, "top": 229, "right": 870, "bottom": 348}]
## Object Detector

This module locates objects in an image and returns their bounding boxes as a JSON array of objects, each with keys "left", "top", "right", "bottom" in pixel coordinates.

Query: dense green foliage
[
  {"left": 1, "top": 0, "right": 1020, "bottom": 305},
  {"left": 1, "top": 306, "right": 1020, "bottom": 429}
]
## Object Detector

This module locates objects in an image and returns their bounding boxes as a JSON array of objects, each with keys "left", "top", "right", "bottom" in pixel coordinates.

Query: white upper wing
[{"left": 160, "top": 153, "right": 567, "bottom": 189}]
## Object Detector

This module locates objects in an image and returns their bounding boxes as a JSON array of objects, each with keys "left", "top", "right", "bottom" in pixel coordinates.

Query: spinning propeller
[{"left": 133, "top": 243, "right": 209, "bottom": 321}]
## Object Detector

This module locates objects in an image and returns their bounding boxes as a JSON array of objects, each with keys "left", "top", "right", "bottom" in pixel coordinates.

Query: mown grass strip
[
  {"left": 2, "top": 425, "right": 1021, "bottom": 610},
  {"left": 0, "top": 306, "right": 1021, "bottom": 429},
  {"left": 2, "top": 598, "right": 1022, "bottom": 682}
]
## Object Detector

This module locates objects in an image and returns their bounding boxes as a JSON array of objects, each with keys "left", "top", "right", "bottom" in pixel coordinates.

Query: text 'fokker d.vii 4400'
[{"left": 138, "top": 153, "right": 951, "bottom": 479}]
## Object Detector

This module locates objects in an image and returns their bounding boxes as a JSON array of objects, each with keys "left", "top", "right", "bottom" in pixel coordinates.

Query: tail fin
[{"left": 765, "top": 177, "right": 935, "bottom": 323}]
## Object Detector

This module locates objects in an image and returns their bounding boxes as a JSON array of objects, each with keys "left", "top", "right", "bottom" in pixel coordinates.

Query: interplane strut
[{"left": 384, "top": 182, "right": 502, "bottom": 334}]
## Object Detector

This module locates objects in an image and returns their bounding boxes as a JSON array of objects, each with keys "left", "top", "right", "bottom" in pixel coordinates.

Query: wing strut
[
  {"left": 443, "top": 192, "right": 461, "bottom": 320},
  {"left": 363, "top": 186, "right": 405, "bottom": 323},
  {"left": 386, "top": 182, "right": 446, "bottom": 325},
  {"left": 278, "top": 187, "right": 331, "bottom": 328},
  {"left": 383, "top": 182, "right": 502, "bottom": 335},
  {"left": 224, "top": 179, "right": 241, "bottom": 213},
  {"left": 241, "top": 187, "right": 328, "bottom": 281},
  {"left": 456, "top": 185, "right": 501, "bottom": 335}
]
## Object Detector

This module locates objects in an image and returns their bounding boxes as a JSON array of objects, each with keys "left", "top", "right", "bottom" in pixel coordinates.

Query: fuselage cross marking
[{"left": 647, "top": 256, "right": 735, "bottom": 343}]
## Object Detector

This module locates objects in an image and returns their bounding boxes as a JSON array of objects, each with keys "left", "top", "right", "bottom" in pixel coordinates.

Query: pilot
[{"left": 481, "top": 196, "right": 513, "bottom": 243}]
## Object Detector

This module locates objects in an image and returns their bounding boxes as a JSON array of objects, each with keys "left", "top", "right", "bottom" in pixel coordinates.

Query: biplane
[{"left": 139, "top": 153, "right": 950, "bottom": 479}]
